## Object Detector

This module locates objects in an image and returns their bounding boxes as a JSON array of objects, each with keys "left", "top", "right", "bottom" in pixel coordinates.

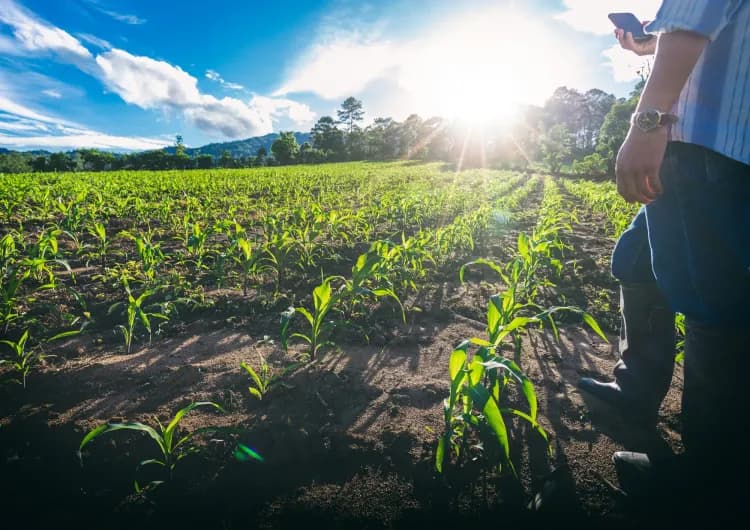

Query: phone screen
[{"left": 608, "top": 12, "right": 652, "bottom": 41}]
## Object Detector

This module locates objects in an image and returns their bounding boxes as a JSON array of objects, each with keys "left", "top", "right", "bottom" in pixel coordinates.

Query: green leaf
[
  {"left": 295, "top": 307, "right": 314, "bottom": 327},
  {"left": 435, "top": 435, "right": 447, "bottom": 473},
  {"left": 487, "top": 295, "right": 503, "bottom": 337},
  {"left": 241, "top": 362, "right": 263, "bottom": 391},
  {"left": 313, "top": 279, "right": 332, "bottom": 313},
  {"left": 79, "top": 422, "right": 165, "bottom": 456},
  {"left": 248, "top": 387, "right": 263, "bottom": 400},
  {"left": 47, "top": 329, "right": 80, "bottom": 342},
  {"left": 467, "top": 383, "right": 515, "bottom": 477},
  {"left": 582, "top": 312, "right": 609, "bottom": 342},
  {"left": 517, "top": 232, "right": 530, "bottom": 260},
  {"left": 164, "top": 402, "right": 225, "bottom": 444}
]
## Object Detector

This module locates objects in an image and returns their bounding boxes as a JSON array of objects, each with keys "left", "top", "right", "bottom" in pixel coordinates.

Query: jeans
[{"left": 611, "top": 142, "right": 750, "bottom": 326}]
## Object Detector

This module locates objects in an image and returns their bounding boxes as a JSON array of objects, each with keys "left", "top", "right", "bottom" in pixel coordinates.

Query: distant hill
[
  {"left": 164, "top": 132, "right": 312, "bottom": 158},
  {"left": 1, "top": 132, "right": 311, "bottom": 158}
]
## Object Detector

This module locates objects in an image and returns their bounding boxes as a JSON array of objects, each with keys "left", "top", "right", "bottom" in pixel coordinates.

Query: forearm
[{"left": 636, "top": 30, "right": 709, "bottom": 112}]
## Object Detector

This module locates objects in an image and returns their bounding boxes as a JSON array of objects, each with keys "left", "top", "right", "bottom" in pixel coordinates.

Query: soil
[{"left": 0, "top": 181, "right": 685, "bottom": 530}]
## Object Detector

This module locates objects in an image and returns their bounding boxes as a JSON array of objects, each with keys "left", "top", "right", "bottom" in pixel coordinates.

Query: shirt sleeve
[{"left": 645, "top": 0, "right": 741, "bottom": 41}]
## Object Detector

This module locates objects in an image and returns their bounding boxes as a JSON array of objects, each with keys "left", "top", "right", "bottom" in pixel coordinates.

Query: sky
[{"left": 0, "top": 0, "right": 662, "bottom": 152}]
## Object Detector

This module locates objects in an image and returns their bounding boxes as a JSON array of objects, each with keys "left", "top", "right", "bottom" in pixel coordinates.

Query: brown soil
[{"left": 0, "top": 183, "right": 685, "bottom": 530}]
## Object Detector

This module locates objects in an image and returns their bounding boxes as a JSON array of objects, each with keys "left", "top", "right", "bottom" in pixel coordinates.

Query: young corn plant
[
  {"left": 280, "top": 249, "right": 405, "bottom": 360},
  {"left": 78, "top": 402, "right": 231, "bottom": 491},
  {"left": 461, "top": 257, "right": 606, "bottom": 364},
  {"left": 109, "top": 279, "right": 169, "bottom": 353},
  {"left": 240, "top": 351, "right": 301, "bottom": 400},
  {"left": 0, "top": 330, "right": 37, "bottom": 389},
  {"left": 234, "top": 237, "right": 271, "bottom": 297},
  {"left": 281, "top": 276, "right": 337, "bottom": 360},
  {"left": 435, "top": 337, "right": 549, "bottom": 477},
  {"left": 88, "top": 221, "right": 110, "bottom": 274}
]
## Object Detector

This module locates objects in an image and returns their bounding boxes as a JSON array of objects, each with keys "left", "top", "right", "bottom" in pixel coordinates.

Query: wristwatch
[{"left": 631, "top": 108, "right": 678, "bottom": 132}]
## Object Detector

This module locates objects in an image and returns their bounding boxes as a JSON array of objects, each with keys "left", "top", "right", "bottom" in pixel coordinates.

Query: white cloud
[
  {"left": 205, "top": 69, "right": 245, "bottom": 91},
  {"left": 555, "top": 0, "right": 662, "bottom": 35},
  {"left": 96, "top": 49, "right": 201, "bottom": 108},
  {"left": 1, "top": 0, "right": 315, "bottom": 143},
  {"left": 251, "top": 95, "right": 316, "bottom": 126},
  {"left": 0, "top": 92, "right": 167, "bottom": 151},
  {"left": 97, "top": 8, "right": 145, "bottom": 25},
  {"left": 96, "top": 49, "right": 315, "bottom": 138},
  {"left": 81, "top": 1, "right": 146, "bottom": 25},
  {"left": 602, "top": 44, "right": 650, "bottom": 83},
  {"left": 0, "top": 0, "right": 92, "bottom": 64},
  {"left": 0, "top": 132, "right": 168, "bottom": 150},
  {"left": 76, "top": 32, "right": 112, "bottom": 50},
  {"left": 275, "top": 40, "right": 398, "bottom": 99},
  {"left": 0, "top": 93, "right": 77, "bottom": 126}
]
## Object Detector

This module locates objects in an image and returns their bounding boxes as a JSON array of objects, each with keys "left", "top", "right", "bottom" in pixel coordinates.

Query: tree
[
  {"left": 365, "top": 117, "right": 399, "bottom": 160},
  {"left": 81, "top": 149, "right": 115, "bottom": 171},
  {"left": 0, "top": 152, "right": 31, "bottom": 173},
  {"left": 271, "top": 131, "right": 300, "bottom": 165},
  {"left": 255, "top": 147, "right": 267, "bottom": 166},
  {"left": 337, "top": 97, "right": 364, "bottom": 134},
  {"left": 31, "top": 156, "right": 48, "bottom": 172},
  {"left": 219, "top": 150, "right": 234, "bottom": 168},
  {"left": 596, "top": 80, "right": 644, "bottom": 175},
  {"left": 311, "top": 116, "right": 344, "bottom": 159},
  {"left": 541, "top": 124, "right": 575, "bottom": 174},
  {"left": 196, "top": 153, "right": 213, "bottom": 169},
  {"left": 48, "top": 152, "right": 74, "bottom": 172},
  {"left": 173, "top": 135, "right": 191, "bottom": 169}
]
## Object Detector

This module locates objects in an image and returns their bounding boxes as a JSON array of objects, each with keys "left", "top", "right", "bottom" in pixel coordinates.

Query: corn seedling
[
  {"left": 281, "top": 276, "right": 338, "bottom": 359},
  {"left": 109, "top": 279, "right": 169, "bottom": 353},
  {"left": 0, "top": 330, "right": 37, "bottom": 388},
  {"left": 79, "top": 401, "right": 230, "bottom": 491},
  {"left": 241, "top": 351, "right": 301, "bottom": 400}
]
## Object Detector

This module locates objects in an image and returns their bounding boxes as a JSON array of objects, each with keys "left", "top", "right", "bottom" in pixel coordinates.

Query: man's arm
[{"left": 615, "top": 30, "right": 708, "bottom": 204}]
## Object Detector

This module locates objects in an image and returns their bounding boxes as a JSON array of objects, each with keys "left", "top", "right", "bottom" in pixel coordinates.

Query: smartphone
[{"left": 608, "top": 12, "right": 654, "bottom": 41}]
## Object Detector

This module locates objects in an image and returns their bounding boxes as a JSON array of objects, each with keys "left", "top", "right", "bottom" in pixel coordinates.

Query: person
[{"left": 578, "top": 0, "right": 750, "bottom": 522}]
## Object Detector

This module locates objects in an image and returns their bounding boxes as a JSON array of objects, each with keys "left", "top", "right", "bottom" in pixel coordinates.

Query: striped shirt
[{"left": 645, "top": 0, "right": 750, "bottom": 165}]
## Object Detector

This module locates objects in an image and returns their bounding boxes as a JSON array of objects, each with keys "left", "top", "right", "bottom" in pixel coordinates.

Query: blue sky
[{"left": 0, "top": 0, "right": 661, "bottom": 151}]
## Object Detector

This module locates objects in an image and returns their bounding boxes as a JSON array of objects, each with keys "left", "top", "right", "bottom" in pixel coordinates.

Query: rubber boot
[
  {"left": 681, "top": 321, "right": 748, "bottom": 505},
  {"left": 579, "top": 282, "right": 676, "bottom": 425},
  {"left": 614, "top": 323, "right": 750, "bottom": 526}
]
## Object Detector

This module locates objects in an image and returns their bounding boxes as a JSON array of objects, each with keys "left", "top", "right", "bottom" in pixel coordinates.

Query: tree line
[{"left": 0, "top": 83, "right": 642, "bottom": 176}]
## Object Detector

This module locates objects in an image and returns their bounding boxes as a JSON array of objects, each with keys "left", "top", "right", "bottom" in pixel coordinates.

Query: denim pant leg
[
  {"left": 609, "top": 207, "right": 675, "bottom": 408},
  {"left": 611, "top": 207, "right": 656, "bottom": 284},
  {"left": 645, "top": 143, "right": 750, "bottom": 485},
  {"left": 644, "top": 142, "right": 750, "bottom": 325}
]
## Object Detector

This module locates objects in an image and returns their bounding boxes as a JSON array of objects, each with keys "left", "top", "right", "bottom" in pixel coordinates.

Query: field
[{"left": 0, "top": 162, "right": 682, "bottom": 529}]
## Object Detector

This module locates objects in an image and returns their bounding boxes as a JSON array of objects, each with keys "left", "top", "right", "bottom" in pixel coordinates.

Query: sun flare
[{"left": 400, "top": 10, "right": 580, "bottom": 125}]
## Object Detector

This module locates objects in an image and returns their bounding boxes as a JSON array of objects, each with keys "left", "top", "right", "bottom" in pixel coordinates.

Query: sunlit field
[{"left": 0, "top": 161, "right": 675, "bottom": 529}]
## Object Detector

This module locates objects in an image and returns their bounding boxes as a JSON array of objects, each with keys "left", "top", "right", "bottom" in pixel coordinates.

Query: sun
[{"left": 399, "top": 9, "right": 580, "bottom": 126}]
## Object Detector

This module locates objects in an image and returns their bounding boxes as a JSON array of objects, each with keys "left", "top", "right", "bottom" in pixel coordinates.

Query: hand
[
  {"left": 615, "top": 126, "right": 668, "bottom": 204},
  {"left": 615, "top": 25, "right": 656, "bottom": 56}
]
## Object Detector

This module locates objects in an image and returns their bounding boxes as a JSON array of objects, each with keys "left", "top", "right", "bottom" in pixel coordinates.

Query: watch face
[{"left": 636, "top": 110, "right": 661, "bottom": 131}]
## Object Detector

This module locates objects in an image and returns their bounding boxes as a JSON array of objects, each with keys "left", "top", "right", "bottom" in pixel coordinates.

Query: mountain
[
  {"left": 0, "top": 133, "right": 311, "bottom": 158},
  {"left": 164, "top": 132, "right": 312, "bottom": 158}
]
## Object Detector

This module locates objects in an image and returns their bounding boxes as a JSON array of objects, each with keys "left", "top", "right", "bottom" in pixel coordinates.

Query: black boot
[
  {"left": 681, "top": 322, "right": 749, "bottom": 501},
  {"left": 579, "top": 282, "right": 675, "bottom": 425},
  {"left": 611, "top": 322, "right": 750, "bottom": 526}
]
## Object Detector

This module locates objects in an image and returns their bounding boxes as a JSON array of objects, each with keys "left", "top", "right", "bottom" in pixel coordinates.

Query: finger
[
  {"left": 616, "top": 170, "right": 638, "bottom": 203},
  {"left": 636, "top": 174, "right": 658, "bottom": 203},
  {"left": 623, "top": 32, "right": 638, "bottom": 49},
  {"left": 647, "top": 173, "right": 663, "bottom": 196}
]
